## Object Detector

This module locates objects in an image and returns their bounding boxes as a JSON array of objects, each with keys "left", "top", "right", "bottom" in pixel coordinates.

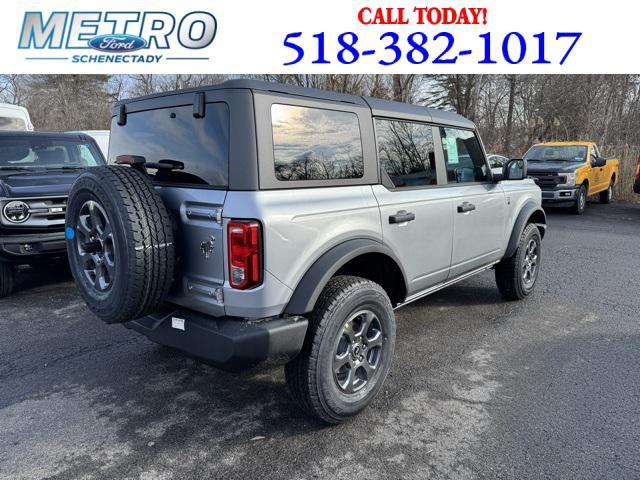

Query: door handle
[
  {"left": 389, "top": 210, "right": 415, "bottom": 224},
  {"left": 457, "top": 202, "right": 476, "bottom": 213}
]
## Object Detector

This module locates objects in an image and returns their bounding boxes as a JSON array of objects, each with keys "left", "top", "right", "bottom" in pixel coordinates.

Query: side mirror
[
  {"left": 502, "top": 159, "right": 527, "bottom": 181},
  {"left": 593, "top": 157, "right": 607, "bottom": 167}
]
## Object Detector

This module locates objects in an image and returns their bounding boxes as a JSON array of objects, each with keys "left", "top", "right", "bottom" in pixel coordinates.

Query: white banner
[{"left": 2, "top": 0, "right": 639, "bottom": 74}]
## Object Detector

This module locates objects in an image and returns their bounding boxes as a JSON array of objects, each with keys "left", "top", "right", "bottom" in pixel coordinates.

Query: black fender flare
[
  {"left": 284, "top": 238, "right": 408, "bottom": 315},
  {"left": 504, "top": 201, "right": 547, "bottom": 259}
]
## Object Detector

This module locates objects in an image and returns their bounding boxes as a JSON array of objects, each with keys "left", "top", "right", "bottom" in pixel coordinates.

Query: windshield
[
  {"left": 0, "top": 137, "right": 105, "bottom": 170},
  {"left": 524, "top": 145, "right": 587, "bottom": 162}
]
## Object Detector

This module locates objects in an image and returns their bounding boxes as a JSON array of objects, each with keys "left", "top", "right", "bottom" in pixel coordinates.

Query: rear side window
[
  {"left": 375, "top": 119, "right": 436, "bottom": 188},
  {"left": 109, "top": 103, "right": 229, "bottom": 187},
  {"left": 440, "top": 127, "right": 489, "bottom": 183},
  {"left": 271, "top": 104, "right": 364, "bottom": 181},
  {"left": 0, "top": 117, "right": 27, "bottom": 131}
]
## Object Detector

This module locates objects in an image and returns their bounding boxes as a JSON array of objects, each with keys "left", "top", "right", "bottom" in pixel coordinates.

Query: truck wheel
[
  {"left": 0, "top": 263, "right": 15, "bottom": 298},
  {"left": 66, "top": 166, "right": 175, "bottom": 324},
  {"left": 495, "top": 223, "right": 541, "bottom": 301},
  {"left": 285, "top": 275, "right": 396, "bottom": 424},
  {"left": 572, "top": 184, "right": 587, "bottom": 214},
  {"left": 599, "top": 180, "right": 614, "bottom": 204}
]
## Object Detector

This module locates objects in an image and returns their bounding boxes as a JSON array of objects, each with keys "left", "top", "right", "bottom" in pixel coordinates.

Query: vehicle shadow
[
  {"left": 13, "top": 261, "right": 73, "bottom": 293},
  {"left": 28, "top": 274, "right": 542, "bottom": 480},
  {"left": 544, "top": 199, "right": 639, "bottom": 215},
  {"left": 404, "top": 277, "right": 507, "bottom": 310},
  {"left": 542, "top": 199, "right": 601, "bottom": 216},
  {"left": 4, "top": 266, "right": 556, "bottom": 479},
  {"left": 34, "top": 339, "right": 332, "bottom": 478}
]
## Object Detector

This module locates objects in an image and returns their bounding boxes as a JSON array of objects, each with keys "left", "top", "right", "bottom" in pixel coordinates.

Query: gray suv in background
[{"left": 65, "top": 80, "right": 546, "bottom": 423}]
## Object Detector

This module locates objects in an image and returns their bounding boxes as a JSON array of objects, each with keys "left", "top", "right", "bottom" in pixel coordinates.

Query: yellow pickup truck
[{"left": 524, "top": 142, "right": 620, "bottom": 214}]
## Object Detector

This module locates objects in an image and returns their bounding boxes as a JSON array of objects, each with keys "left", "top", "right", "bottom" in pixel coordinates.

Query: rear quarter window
[
  {"left": 271, "top": 104, "right": 364, "bottom": 181},
  {"left": 108, "top": 103, "right": 229, "bottom": 187},
  {"left": 0, "top": 117, "right": 27, "bottom": 131}
]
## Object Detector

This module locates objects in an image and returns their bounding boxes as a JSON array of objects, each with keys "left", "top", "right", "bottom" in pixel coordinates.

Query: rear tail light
[
  {"left": 636, "top": 157, "right": 640, "bottom": 180},
  {"left": 227, "top": 220, "right": 262, "bottom": 289}
]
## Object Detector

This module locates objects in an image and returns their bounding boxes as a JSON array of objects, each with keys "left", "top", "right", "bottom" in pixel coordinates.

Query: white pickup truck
[{"left": 0, "top": 104, "right": 34, "bottom": 131}]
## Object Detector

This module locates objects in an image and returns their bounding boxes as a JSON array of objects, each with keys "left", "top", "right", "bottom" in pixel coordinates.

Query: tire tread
[
  {"left": 0, "top": 263, "right": 14, "bottom": 298},
  {"left": 285, "top": 275, "right": 392, "bottom": 423},
  {"left": 67, "top": 165, "right": 174, "bottom": 323},
  {"left": 495, "top": 223, "right": 540, "bottom": 300},
  {"left": 599, "top": 179, "right": 613, "bottom": 204}
]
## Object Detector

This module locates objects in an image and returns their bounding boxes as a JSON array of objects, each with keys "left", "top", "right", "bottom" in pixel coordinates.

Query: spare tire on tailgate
[{"left": 65, "top": 165, "right": 175, "bottom": 324}]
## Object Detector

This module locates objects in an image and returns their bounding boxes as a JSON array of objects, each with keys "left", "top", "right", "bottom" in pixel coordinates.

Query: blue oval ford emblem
[{"left": 89, "top": 34, "right": 146, "bottom": 52}]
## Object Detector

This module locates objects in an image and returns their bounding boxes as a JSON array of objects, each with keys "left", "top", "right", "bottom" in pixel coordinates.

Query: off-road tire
[
  {"left": 0, "top": 263, "right": 14, "bottom": 298},
  {"left": 495, "top": 223, "right": 541, "bottom": 300},
  {"left": 599, "top": 180, "right": 614, "bottom": 204},
  {"left": 572, "top": 184, "right": 587, "bottom": 215},
  {"left": 285, "top": 275, "right": 396, "bottom": 424},
  {"left": 66, "top": 165, "right": 174, "bottom": 324}
]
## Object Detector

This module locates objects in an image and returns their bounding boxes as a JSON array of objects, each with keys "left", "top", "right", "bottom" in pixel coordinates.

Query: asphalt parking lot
[{"left": 1, "top": 201, "right": 639, "bottom": 480}]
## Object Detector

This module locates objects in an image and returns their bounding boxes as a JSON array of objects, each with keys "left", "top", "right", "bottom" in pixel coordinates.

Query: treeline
[{"left": 1, "top": 74, "right": 638, "bottom": 200}]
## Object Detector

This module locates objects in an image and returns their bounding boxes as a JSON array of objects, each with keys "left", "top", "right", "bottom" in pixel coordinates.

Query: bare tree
[
  {"left": 21, "top": 75, "right": 116, "bottom": 131},
  {"left": 503, "top": 75, "right": 518, "bottom": 157},
  {"left": 0, "top": 75, "right": 29, "bottom": 105},
  {"left": 424, "top": 75, "right": 486, "bottom": 120},
  {"left": 1, "top": 73, "right": 637, "bottom": 200},
  {"left": 127, "top": 74, "right": 225, "bottom": 98}
]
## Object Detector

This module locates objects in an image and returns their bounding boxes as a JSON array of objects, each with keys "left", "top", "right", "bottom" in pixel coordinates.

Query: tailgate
[{"left": 157, "top": 186, "right": 227, "bottom": 317}]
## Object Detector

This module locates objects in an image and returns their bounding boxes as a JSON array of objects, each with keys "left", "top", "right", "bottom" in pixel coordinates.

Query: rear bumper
[
  {"left": 634, "top": 179, "right": 640, "bottom": 194},
  {"left": 0, "top": 231, "right": 66, "bottom": 262},
  {"left": 541, "top": 186, "right": 579, "bottom": 206},
  {"left": 125, "top": 306, "right": 309, "bottom": 371}
]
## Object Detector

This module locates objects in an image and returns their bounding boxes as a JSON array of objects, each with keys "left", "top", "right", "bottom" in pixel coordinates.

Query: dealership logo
[
  {"left": 18, "top": 11, "right": 217, "bottom": 63},
  {"left": 88, "top": 34, "right": 146, "bottom": 53}
]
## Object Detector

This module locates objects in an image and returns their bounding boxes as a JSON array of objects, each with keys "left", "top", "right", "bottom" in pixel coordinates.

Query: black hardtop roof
[
  {"left": 0, "top": 131, "right": 94, "bottom": 141},
  {"left": 115, "top": 79, "right": 475, "bottom": 129}
]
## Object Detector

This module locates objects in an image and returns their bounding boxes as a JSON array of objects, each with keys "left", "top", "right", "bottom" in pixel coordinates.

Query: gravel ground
[{"left": 1, "top": 200, "right": 639, "bottom": 480}]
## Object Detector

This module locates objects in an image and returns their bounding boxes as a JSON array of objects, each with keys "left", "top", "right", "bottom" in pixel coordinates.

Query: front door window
[{"left": 440, "top": 127, "right": 489, "bottom": 184}]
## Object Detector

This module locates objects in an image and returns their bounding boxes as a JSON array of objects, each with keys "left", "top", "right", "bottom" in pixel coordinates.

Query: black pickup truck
[{"left": 0, "top": 132, "right": 105, "bottom": 297}]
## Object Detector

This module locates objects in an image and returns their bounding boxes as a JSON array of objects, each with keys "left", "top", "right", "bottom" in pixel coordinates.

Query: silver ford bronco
[{"left": 65, "top": 80, "right": 546, "bottom": 423}]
